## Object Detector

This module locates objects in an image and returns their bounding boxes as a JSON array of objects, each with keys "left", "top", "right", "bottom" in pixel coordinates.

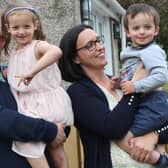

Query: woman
[
  {"left": 0, "top": 79, "right": 66, "bottom": 167},
  {"left": 59, "top": 24, "right": 168, "bottom": 168}
]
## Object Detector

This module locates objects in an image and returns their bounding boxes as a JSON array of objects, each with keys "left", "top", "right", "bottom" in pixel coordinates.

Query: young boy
[{"left": 119, "top": 3, "right": 168, "bottom": 167}]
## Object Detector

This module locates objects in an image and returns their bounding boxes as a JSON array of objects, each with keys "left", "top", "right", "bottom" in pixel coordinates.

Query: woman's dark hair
[{"left": 59, "top": 24, "right": 92, "bottom": 82}]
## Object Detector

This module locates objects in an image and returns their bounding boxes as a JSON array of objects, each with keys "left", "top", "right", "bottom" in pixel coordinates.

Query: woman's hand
[
  {"left": 116, "top": 131, "right": 134, "bottom": 153},
  {"left": 129, "top": 131, "right": 158, "bottom": 162},
  {"left": 132, "top": 62, "right": 148, "bottom": 82},
  {"left": 120, "top": 80, "right": 135, "bottom": 95}
]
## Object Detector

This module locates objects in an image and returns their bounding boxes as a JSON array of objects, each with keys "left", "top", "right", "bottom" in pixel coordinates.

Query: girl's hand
[
  {"left": 15, "top": 71, "right": 35, "bottom": 86},
  {"left": 132, "top": 62, "right": 148, "bottom": 82},
  {"left": 129, "top": 131, "right": 158, "bottom": 162}
]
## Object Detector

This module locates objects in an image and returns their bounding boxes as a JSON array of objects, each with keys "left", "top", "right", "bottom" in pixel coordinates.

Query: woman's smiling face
[{"left": 74, "top": 28, "right": 107, "bottom": 71}]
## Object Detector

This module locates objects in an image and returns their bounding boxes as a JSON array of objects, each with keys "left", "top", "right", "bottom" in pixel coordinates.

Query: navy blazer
[
  {"left": 67, "top": 77, "right": 142, "bottom": 168},
  {"left": 0, "top": 81, "right": 57, "bottom": 168}
]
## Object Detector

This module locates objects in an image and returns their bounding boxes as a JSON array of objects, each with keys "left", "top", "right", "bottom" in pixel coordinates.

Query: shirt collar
[{"left": 128, "top": 40, "right": 155, "bottom": 50}]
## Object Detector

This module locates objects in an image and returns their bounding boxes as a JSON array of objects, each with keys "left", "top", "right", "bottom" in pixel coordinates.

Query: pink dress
[{"left": 7, "top": 40, "right": 74, "bottom": 158}]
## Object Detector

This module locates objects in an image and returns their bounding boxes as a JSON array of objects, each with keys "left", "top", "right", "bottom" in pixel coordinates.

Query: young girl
[{"left": 0, "top": 1, "right": 73, "bottom": 168}]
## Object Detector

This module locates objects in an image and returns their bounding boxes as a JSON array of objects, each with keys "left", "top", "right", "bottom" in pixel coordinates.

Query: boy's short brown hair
[{"left": 124, "top": 3, "right": 160, "bottom": 30}]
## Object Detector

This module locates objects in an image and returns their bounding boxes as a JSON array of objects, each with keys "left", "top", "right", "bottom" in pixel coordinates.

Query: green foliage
[
  {"left": 118, "top": 0, "right": 168, "bottom": 58},
  {"left": 163, "top": 82, "right": 168, "bottom": 93}
]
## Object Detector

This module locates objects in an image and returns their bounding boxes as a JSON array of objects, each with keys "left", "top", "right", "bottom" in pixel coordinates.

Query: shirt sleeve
[
  {"left": 0, "top": 105, "right": 57, "bottom": 143},
  {"left": 68, "top": 83, "right": 141, "bottom": 139},
  {"left": 134, "top": 46, "right": 168, "bottom": 93},
  {"left": 156, "top": 121, "right": 168, "bottom": 144}
]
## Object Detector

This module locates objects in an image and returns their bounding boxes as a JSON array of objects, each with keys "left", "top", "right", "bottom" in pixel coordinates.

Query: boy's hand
[
  {"left": 110, "top": 76, "right": 120, "bottom": 89},
  {"left": 120, "top": 80, "right": 135, "bottom": 95}
]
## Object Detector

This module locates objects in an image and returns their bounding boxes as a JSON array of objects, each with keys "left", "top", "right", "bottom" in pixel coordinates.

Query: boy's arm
[{"left": 134, "top": 47, "right": 168, "bottom": 93}]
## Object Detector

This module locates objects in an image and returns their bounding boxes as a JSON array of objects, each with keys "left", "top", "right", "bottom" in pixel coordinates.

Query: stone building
[{"left": 0, "top": 0, "right": 126, "bottom": 167}]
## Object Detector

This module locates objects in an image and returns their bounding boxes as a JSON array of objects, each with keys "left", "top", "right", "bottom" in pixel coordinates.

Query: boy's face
[{"left": 125, "top": 13, "right": 159, "bottom": 46}]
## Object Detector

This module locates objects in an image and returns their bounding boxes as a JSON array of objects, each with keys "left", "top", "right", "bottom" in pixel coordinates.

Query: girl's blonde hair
[{"left": 1, "top": 0, "right": 45, "bottom": 55}]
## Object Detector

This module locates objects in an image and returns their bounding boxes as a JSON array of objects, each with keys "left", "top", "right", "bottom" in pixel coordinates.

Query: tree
[{"left": 118, "top": 0, "right": 168, "bottom": 57}]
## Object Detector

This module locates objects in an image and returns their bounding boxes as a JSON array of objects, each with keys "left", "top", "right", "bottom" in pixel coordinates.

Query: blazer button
[
  {"left": 130, "top": 98, "right": 133, "bottom": 102},
  {"left": 128, "top": 102, "right": 131, "bottom": 106}
]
